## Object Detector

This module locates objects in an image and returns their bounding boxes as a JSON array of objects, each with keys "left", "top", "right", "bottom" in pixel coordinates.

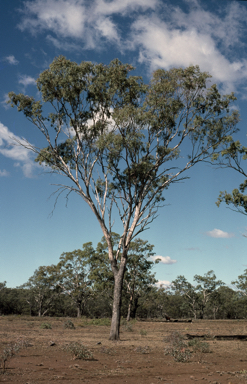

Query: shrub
[
  {"left": 140, "top": 329, "right": 147, "bottom": 336},
  {"left": 63, "top": 320, "right": 75, "bottom": 329},
  {"left": 63, "top": 342, "right": 93, "bottom": 360},
  {"left": 124, "top": 322, "right": 133, "bottom": 332},
  {"left": 40, "top": 322, "right": 52, "bottom": 329},
  {"left": 164, "top": 332, "right": 191, "bottom": 363},
  {"left": 1, "top": 338, "right": 29, "bottom": 373},
  {"left": 134, "top": 346, "right": 151, "bottom": 354},
  {"left": 188, "top": 338, "right": 211, "bottom": 353},
  {"left": 81, "top": 318, "right": 111, "bottom": 326}
]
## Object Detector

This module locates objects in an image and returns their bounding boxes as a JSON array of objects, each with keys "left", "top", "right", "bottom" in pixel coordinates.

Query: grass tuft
[
  {"left": 63, "top": 342, "right": 93, "bottom": 360},
  {"left": 63, "top": 320, "right": 75, "bottom": 329},
  {"left": 40, "top": 322, "right": 52, "bottom": 329}
]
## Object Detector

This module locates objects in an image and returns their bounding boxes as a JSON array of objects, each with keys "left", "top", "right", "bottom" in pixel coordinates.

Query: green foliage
[
  {"left": 54, "top": 244, "right": 93, "bottom": 317},
  {"left": 188, "top": 338, "right": 211, "bottom": 353},
  {"left": 194, "top": 270, "right": 225, "bottom": 319},
  {"left": 232, "top": 269, "right": 247, "bottom": 295},
  {"left": 140, "top": 329, "right": 147, "bottom": 336},
  {"left": 215, "top": 138, "right": 247, "bottom": 215},
  {"left": 20, "top": 266, "right": 61, "bottom": 317},
  {"left": 8, "top": 56, "right": 239, "bottom": 250},
  {"left": 63, "top": 342, "right": 93, "bottom": 360},
  {"left": 40, "top": 322, "right": 52, "bottom": 329},
  {"left": 81, "top": 318, "right": 111, "bottom": 326},
  {"left": 164, "top": 332, "right": 191, "bottom": 362},
  {"left": 8, "top": 56, "right": 239, "bottom": 339},
  {"left": 63, "top": 319, "right": 75, "bottom": 329}
]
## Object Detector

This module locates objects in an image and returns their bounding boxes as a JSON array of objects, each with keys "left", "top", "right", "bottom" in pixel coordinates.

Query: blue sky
[{"left": 1, "top": 0, "right": 247, "bottom": 288}]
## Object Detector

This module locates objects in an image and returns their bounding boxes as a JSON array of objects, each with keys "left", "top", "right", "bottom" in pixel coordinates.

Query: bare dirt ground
[{"left": 1, "top": 316, "right": 247, "bottom": 384}]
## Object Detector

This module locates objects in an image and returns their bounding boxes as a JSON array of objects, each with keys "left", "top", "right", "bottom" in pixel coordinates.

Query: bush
[
  {"left": 188, "top": 338, "right": 211, "bottom": 353},
  {"left": 63, "top": 320, "right": 75, "bottom": 329},
  {"left": 140, "top": 329, "right": 147, "bottom": 336},
  {"left": 81, "top": 318, "right": 111, "bottom": 326},
  {"left": 63, "top": 342, "right": 93, "bottom": 360},
  {"left": 40, "top": 322, "right": 52, "bottom": 329},
  {"left": 1, "top": 338, "right": 29, "bottom": 373},
  {"left": 164, "top": 332, "right": 191, "bottom": 363}
]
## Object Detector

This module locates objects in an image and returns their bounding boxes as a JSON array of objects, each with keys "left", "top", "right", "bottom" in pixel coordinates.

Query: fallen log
[
  {"left": 168, "top": 319, "right": 192, "bottom": 323},
  {"left": 186, "top": 334, "right": 247, "bottom": 340}
]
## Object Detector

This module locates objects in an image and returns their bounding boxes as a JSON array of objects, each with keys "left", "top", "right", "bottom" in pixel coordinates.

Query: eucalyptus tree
[
  {"left": 53, "top": 243, "right": 94, "bottom": 317},
  {"left": 171, "top": 275, "right": 199, "bottom": 318},
  {"left": 124, "top": 238, "right": 158, "bottom": 321},
  {"left": 232, "top": 269, "right": 247, "bottom": 296},
  {"left": 194, "top": 270, "right": 224, "bottom": 319},
  {"left": 9, "top": 56, "right": 239, "bottom": 339},
  {"left": 0, "top": 282, "right": 6, "bottom": 291},
  {"left": 21, "top": 266, "right": 60, "bottom": 317},
  {"left": 87, "top": 235, "right": 158, "bottom": 321},
  {"left": 215, "top": 140, "right": 247, "bottom": 215}
]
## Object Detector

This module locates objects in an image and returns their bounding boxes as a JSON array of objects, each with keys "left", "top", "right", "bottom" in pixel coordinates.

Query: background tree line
[{"left": 1, "top": 237, "right": 247, "bottom": 320}]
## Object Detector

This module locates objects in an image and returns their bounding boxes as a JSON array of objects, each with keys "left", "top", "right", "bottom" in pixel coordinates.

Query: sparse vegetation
[
  {"left": 134, "top": 345, "right": 151, "bottom": 354},
  {"left": 0, "top": 338, "right": 29, "bottom": 373},
  {"left": 188, "top": 338, "right": 212, "bottom": 353},
  {"left": 40, "top": 322, "right": 52, "bottom": 329},
  {"left": 63, "top": 342, "right": 93, "bottom": 360},
  {"left": 81, "top": 318, "right": 111, "bottom": 326},
  {"left": 140, "top": 329, "right": 147, "bottom": 336},
  {"left": 63, "top": 319, "right": 75, "bottom": 329},
  {"left": 164, "top": 332, "right": 191, "bottom": 362}
]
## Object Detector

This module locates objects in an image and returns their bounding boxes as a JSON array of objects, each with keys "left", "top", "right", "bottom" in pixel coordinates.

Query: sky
[{"left": 1, "top": 0, "right": 247, "bottom": 289}]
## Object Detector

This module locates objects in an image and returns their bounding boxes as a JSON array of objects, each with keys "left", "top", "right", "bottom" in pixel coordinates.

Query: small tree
[
  {"left": 21, "top": 266, "right": 60, "bottom": 317},
  {"left": 9, "top": 57, "right": 239, "bottom": 339},
  {"left": 86, "top": 235, "right": 158, "bottom": 320},
  {"left": 124, "top": 238, "right": 158, "bottom": 321},
  {"left": 194, "top": 270, "right": 224, "bottom": 319},
  {"left": 52, "top": 243, "right": 93, "bottom": 317},
  {"left": 171, "top": 275, "right": 199, "bottom": 319},
  {"left": 232, "top": 269, "right": 247, "bottom": 296}
]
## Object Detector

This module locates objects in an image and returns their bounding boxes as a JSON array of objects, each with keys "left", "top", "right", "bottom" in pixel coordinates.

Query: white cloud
[
  {"left": 0, "top": 122, "right": 38, "bottom": 177},
  {"left": 150, "top": 255, "right": 177, "bottom": 264},
  {"left": 131, "top": 10, "right": 247, "bottom": 92},
  {"left": 4, "top": 55, "right": 19, "bottom": 65},
  {"left": 205, "top": 228, "right": 235, "bottom": 238},
  {"left": 0, "top": 169, "right": 9, "bottom": 177},
  {"left": 1, "top": 94, "right": 11, "bottom": 110},
  {"left": 155, "top": 280, "right": 171, "bottom": 288},
  {"left": 17, "top": 0, "right": 247, "bottom": 92},
  {"left": 18, "top": 75, "right": 36, "bottom": 87},
  {"left": 18, "top": 0, "right": 158, "bottom": 49}
]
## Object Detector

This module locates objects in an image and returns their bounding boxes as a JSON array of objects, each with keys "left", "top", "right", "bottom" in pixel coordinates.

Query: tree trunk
[
  {"left": 77, "top": 307, "right": 81, "bottom": 318},
  {"left": 109, "top": 260, "right": 126, "bottom": 340},
  {"left": 132, "top": 296, "right": 139, "bottom": 319},
  {"left": 126, "top": 290, "right": 135, "bottom": 322},
  {"left": 126, "top": 301, "right": 132, "bottom": 322}
]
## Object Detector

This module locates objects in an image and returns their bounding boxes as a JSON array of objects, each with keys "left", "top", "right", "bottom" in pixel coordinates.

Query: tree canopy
[{"left": 9, "top": 56, "right": 239, "bottom": 339}]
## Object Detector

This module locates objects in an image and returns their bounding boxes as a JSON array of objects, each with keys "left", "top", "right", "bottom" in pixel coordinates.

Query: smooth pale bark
[
  {"left": 126, "top": 300, "right": 132, "bottom": 322},
  {"left": 77, "top": 307, "right": 81, "bottom": 318},
  {"left": 126, "top": 285, "right": 135, "bottom": 322},
  {"left": 109, "top": 256, "right": 127, "bottom": 340}
]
